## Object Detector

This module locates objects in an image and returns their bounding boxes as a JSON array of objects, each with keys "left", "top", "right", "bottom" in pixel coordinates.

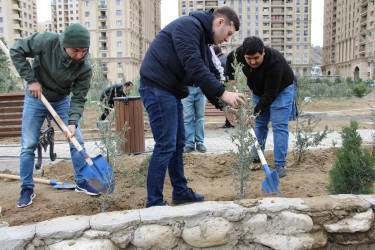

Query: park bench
[{"left": 0, "top": 92, "right": 56, "bottom": 168}]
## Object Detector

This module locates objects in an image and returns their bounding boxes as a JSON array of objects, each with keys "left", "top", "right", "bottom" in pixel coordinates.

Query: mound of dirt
[{"left": 0, "top": 148, "right": 337, "bottom": 227}]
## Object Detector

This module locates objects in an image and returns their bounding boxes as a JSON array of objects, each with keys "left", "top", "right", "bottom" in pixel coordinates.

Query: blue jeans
[
  {"left": 139, "top": 83, "right": 188, "bottom": 207},
  {"left": 289, "top": 85, "right": 297, "bottom": 120},
  {"left": 253, "top": 84, "right": 294, "bottom": 167},
  {"left": 181, "top": 86, "right": 206, "bottom": 148},
  {"left": 20, "top": 89, "right": 86, "bottom": 189}
]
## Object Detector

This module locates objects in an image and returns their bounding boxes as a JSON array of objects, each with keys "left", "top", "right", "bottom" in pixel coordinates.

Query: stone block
[
  {"left": 182, "top": 217, "right": 233, "bottom": 248},
  {"left": 131, "top": 224, "right": 177, "bottom": 249},
  {"left": 324, "top": 208, "right": 374, "bottom": 233},
  {"left": 49, "top": 238, "right": 119, "bottom": 249}
]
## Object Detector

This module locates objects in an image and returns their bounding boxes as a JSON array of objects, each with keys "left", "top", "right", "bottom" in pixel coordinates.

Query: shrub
[
  {"left": 292, "top": 117, "right": 330, "bottom": 165},
  {"left": 328, "top": 120, "right": 375, "bottom": 194},
  {"left": 350, "top": 82, "right": 369, "bottom": 97}
]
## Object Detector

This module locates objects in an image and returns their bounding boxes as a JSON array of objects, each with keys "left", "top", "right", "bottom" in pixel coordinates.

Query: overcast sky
[{"left": 36, "top": 0, "right": 324, "bottom": 46}]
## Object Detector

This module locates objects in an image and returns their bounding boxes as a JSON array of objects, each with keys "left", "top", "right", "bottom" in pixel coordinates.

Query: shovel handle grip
[
  {"left": 40, "top": 94, "right": 94, "bottom": 166},
  {"left": 0, "top": 173, "right": 63, "bottom": 185}
]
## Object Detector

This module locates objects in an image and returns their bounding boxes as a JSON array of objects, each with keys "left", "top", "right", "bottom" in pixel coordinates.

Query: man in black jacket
[
  {"left": 97, "top": 81, "right": 133, "bottom": 126},
  {"left": 226, "top": 36, "right": 295, "bottom": 178},
  {"left": 139, "top": 7, "right": 244, "bottom": 208}
]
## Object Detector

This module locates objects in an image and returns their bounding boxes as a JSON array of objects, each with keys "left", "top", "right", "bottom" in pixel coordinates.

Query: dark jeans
[{"left": 139, "top": 82, "right": 188, "bottom": 207}]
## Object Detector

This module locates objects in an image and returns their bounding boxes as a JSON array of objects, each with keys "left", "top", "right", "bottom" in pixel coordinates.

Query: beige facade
[
  {"left": 51, "top": 0, "right": 80, "bottom": 33},
  {"left": 48, "top": 0, "right": 160, "bottom": 84},
  {"left": 322, "top": 0, "right": 375, "bottom": 80},
  {"left": 38, "top": 21, "right": 54, "bottom": 32},
  {"left": 0, "top": 0, "right": 38, "bottom": 47},
  {"left": 178, "top": 0, "right": 312, "bottom": 75},
  {"left": 77, "top": 0, "right": 161, "bottom": 84}
]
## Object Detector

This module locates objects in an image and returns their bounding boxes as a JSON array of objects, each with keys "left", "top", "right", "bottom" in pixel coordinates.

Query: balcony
[
  {"left": 99, "top": 25, "right": 107, "bottom": 30},
  {"left": 98, "top": 15, "right": 107, "bottom": 20},
  {"left": 271, "top": 38, "right": 284, "bottom": 44},
  {"left": 98, "top": 5, "right": 107, "bottom": 9},
  {"left": 99, "top": 36, "right": 107, "bottom": 41},
  {"left": 271, "top": 15, "right": 284, "bottom": 21},
  {"left": 12, "top": 14, "right": 21, "bottom": 20},
  {"left": 271, "top": 23, "right": 284, "bottom": 29},
  {"left": 271, "top": 31, "right": 284, "bottom": 37},
  {"left": 99, "top": 47, "right": 108, "bottom": 51},
  {"left": 102, "top": 67, "right": 108, "bottom": 72},
  {"left": 12, "top": 4, "right": 21, "bottom": 10},
  {"left": 271, "top": 1, "right": 284, "bottom": 6}
]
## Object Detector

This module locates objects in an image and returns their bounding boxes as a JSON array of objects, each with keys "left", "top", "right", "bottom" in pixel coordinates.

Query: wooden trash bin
[
  {"left": 114, "top": 96, "right": 145, "bottom": 154},
  {"left": 0, "top": 92, "right": 25, "bottom": 137}
]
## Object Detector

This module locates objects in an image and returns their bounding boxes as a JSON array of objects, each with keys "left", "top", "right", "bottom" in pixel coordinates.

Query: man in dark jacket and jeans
[
  {"left": 226, "top": 36, "right": 295, "bottom": 178},
  {"left": 139, "top": 7, "right": 244, "bottom": 208},
  {"left": 10, "top": 23, "right": 100, "bottom": 208}
]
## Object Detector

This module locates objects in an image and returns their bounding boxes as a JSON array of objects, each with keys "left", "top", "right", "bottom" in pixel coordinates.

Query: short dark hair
[
  {"left": 124, "top": 81, "right": 133, "bottom": 86},
  {"left": 242, "top": 36, "right": 264, "bottom": 55},
  {"left": 213, "top": 46, "right": 222, "bottom": 55},
  {"left": 213, "top": 6, "right": 240, "bottom": 31}
]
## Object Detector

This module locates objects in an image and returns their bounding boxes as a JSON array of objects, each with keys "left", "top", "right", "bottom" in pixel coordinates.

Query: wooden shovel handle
[
  {"left": 40, "top": 94, "right": 94, "bottom": 166},
  {"left": 0, "top": 173, "right": 63, "bottom": 185},
  {"left": 249, "top": 128, "right": 267, "bottom": 166}
]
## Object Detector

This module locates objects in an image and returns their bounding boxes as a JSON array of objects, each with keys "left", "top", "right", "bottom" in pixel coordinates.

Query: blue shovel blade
[
  {"left": 80, "top": 154, "right": 115, "bottom": 193},
  {"left": 261, "top": 166, "right": 281, "bottom": 194},
  {"left": 53, "top": 183, "right": 76, "bottom": 189}
]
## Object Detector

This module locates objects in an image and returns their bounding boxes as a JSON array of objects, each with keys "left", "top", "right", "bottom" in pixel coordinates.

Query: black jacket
[
  {"left": 140, "top": 9, "right": 225, "bottom": 109},
  {"left": 226, "top": 46, "right": 294, "bottom": 114},
  {"left": 100, "top": 84, "right": 126, "bottom": 104}
]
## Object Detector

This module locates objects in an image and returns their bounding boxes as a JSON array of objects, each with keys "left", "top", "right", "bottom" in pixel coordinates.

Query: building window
[
  {"left": 304, "top": 14, "right": 308, "bottom": 20},
  {"left": 182, "top": 9, "right": 186, "bottom": 15},
  {"left": 102, "top": 53, "right": 107, "bottom": 58},
  {"left": 84, "top": 22, "right": 90, "bottom": 28},
  {"left": 0, "top": 17, "right": 2, "bottom": 23},
  {"left": 181, "top": 1, "right": 186, "bottom": 7},
  {"left": 118, "top": 73, "right": 123, "bottom": 78},
  {"left": 116, "top": 31, "right": 122, "bottom": 36},
  {"left": 116, "top": 20, "right": 122, "bottom": 26},
  {"left": 117, "top": 42, "right": 122, "bottom": 47},
  {"left": 116, "top": 0, "right": 121, "bottom": 4},
  {"left": 84, "top": 11, "right": 90, "bottom": 17},
  {"left": 84, "top": 1, "right": 89, "bottom": 7},
  {"left": 304, "top": 53, "right": 308, "bottom": 57},
  {"left": 0, "top": 27, "right": 3, "bottom": 33},
  {"left": 117, "top": 52, "right": 123, "bottom": 57},
  {"left": 116, "top": 10, "right": 122, "bottom": 15}
]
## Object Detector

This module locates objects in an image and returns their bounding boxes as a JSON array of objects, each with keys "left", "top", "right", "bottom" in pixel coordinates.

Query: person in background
[
  {"left": 226, "top": 36, "right": 295, "bottom": 178},
  {"left": 139, "top": 7, "right": 244, "bottom": 208},
  {"left": 10, "top": 23, "right": 100, "bottom": 208},
  {"left": 96, "top": 81, "right": 133, "bottom": 129},
  {"left": 214, "top": 46, "right": 234, "bottom": 129},
  {"left": 182, "top": 45, "right": 225, "bottom": 154}
]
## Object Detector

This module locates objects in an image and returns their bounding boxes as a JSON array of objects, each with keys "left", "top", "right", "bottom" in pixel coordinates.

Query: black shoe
[
  {"left": 196, "top": 144, "right": 206, "bottom": 153},
  {"left": 17, "top": 188, "right": 36, "bottom": 208},
  {"left": 252, "top": 158, "right": 261, "bottom": 163},
  {"left": 183, "top": 146, "right": 195, "bottom": 153},
  {"left": 172, "top": 188, "right": 204, "bottom": 205},
  {"left": 219, "top": 124, "right": 234, "bottom": 129},
  {"left": 275, "top": 166, "right": 286, "bottom": 178}
]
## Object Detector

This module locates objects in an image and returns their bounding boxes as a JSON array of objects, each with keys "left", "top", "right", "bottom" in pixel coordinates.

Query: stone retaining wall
[{"left": 2, "top": 195, "right": 375, "bottom": 249}]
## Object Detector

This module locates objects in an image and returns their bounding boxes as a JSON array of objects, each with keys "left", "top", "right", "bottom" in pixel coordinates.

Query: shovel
[
  {"left": 249, "top": 128, "right": 281, "bottom": 194},
  {"left": 40, "top": 94, "right": 115, "bottom": 193},
  {"left": 0, "top": 173, "right": 76, "bottom": 189}
]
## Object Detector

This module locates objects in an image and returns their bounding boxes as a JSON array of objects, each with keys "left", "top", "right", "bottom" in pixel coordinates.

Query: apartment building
[
  {"left": 51, "top": 0, "right": 80, "bottom": 33},
  {"left": 322, "top": 0, "right": 375, "bottom": 80},
  {"left": 38, "top": 21, "right": 54, "bottom": 32},
  {"left": 0, "top": 0, "right": 38, "bottom": 47},
  {"left": 179, "top": 0, "right": 312, "bottom": 75},
  {"left": 49, "top": 0, "right": 161, "bottom": 84}
]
